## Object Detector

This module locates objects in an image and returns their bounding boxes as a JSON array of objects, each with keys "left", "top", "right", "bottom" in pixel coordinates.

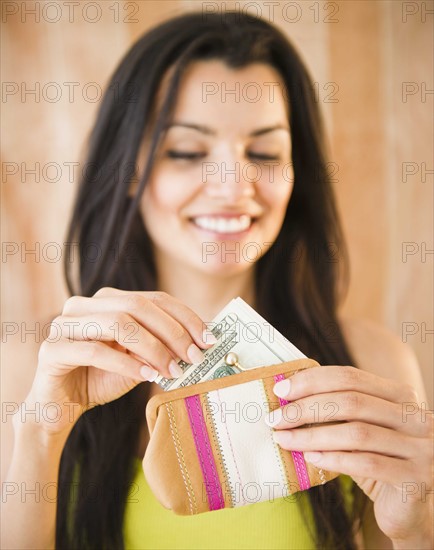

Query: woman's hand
[
  {"left": 266, "top": 366, "right": 434, "bottom": 548},
  {"left": 22, "top": 287, "right": 214, "bottom": 437}
]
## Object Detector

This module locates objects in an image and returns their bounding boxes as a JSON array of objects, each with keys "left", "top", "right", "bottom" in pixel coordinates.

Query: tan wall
[{"left": 2, "top": 0, "right": 433, "bottom": 479}]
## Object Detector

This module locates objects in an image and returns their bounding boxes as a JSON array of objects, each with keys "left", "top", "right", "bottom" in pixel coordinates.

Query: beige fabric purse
[{"left": 143, "top": 358, "right": 338, "bottom": 515}]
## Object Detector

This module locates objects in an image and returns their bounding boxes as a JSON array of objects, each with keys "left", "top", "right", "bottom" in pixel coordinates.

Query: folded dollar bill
[{"left": 154, "top": 297, "right": 306, "bottom": 391}]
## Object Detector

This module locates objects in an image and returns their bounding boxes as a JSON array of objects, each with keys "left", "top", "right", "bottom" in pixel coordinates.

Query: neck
[{"left": 155, "top": 259, "right": 256, "bottom": 321}]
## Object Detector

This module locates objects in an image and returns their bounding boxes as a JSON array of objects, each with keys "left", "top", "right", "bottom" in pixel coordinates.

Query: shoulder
[{"left": 339, "top": 316, "right": 427, "bottom": 401}]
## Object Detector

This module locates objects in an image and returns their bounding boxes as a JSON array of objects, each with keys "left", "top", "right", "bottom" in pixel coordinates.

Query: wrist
[
  {"left": 391, "top": 520, "right": 433, "bottom": 550},
  {"left": 13, "top": 415, "right": 70, "bottom": 454},
  {"left": 12, "top": 398, "right": 76, "bottom": 453},
  {"left": 14, "top": 387, "right": 83, "bottom": 436}
]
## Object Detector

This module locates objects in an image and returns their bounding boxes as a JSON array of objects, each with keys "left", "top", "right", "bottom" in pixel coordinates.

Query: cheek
[
  {"left": 143, "top": 177, "right": 189, "bottom": 215},
  {"left": 261, "top": 178, "right": 294, "bottom": 219},
  {"left": 147, "top": 160, "right": 204, "bottom": 210},
  {"left": 258, "top": 159, "right": 293, "bottom": 201}
]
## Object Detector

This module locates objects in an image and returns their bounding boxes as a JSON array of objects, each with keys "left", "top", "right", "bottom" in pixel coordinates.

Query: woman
[{"left": 3, "top": 11, "right": 432, "bottom": 550}]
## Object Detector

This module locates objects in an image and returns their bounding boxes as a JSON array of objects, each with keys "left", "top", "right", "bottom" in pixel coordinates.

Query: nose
[{"left": 203, "top": 160, "right": 256, "bottom": 201}]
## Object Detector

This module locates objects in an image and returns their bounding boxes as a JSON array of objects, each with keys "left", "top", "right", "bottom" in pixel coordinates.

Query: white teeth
[{"left": 192, "top": 215, "right": 252, "bottom": 234}]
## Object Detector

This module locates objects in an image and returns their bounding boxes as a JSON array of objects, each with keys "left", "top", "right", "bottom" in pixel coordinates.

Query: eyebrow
[{"left": 165, "top": 122, "right": 290, "bottom": 137}]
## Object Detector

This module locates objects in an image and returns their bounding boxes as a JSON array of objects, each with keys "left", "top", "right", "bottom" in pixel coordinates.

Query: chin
[{"left": 192, "top": 257, "right": 256, "bottom": 277}]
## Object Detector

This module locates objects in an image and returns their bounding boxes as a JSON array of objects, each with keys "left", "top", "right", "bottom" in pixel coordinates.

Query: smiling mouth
[{"left": 189, "top": 215, "right": 255, "bottom": 234}]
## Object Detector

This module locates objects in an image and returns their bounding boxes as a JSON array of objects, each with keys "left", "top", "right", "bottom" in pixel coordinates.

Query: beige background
[{"left": 1, "top": 0, "right": 433, "bottom": 479}]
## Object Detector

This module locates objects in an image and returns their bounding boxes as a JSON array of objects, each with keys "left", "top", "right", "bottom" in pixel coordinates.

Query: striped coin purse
[{"left": 143, "top": 358, "right": 338, "bottom": 515}]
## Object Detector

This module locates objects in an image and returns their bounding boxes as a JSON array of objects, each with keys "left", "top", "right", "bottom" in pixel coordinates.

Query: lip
[{"left": 188, "top": 212, "right": 259, "bottom": 218}]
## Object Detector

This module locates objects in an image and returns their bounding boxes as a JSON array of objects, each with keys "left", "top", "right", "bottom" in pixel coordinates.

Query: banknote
[{"left": 154, "top": 297, "right": 306, "bottom": 391}]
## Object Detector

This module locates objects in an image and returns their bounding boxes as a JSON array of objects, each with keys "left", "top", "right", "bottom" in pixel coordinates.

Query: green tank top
[{"left": 123, "top": 458, "right": 354, "bottom": 549}]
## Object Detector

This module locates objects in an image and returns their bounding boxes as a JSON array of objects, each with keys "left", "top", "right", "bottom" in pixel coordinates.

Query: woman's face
[{"left": 140, "top": 60, "right": 293, "bottom": 277}]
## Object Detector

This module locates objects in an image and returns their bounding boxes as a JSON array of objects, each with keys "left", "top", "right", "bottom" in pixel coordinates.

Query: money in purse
[
  {"left": 154, "top": 297, "right": 307, "bottom": 391},
  {"left": 144, "top": 303, "right": 337, "bottom": 514}
]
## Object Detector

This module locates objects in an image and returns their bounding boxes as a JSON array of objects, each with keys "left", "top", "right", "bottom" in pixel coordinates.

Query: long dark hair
[{"left": 58, "top": 10, "right": 366, "bottom": 549}]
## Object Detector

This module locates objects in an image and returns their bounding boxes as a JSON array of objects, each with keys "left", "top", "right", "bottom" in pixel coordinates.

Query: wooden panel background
[{"left": 1, "top": 0, "right": 433, "bottom": 479}]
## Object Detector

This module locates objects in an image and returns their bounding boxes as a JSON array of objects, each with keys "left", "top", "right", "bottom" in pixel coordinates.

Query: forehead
[{"left": 161, "top": 60, "right": 290, "bottom": 135}]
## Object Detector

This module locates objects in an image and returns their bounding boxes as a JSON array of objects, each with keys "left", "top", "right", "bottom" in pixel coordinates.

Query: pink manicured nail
[
  {"left": 187, "top": 344, "right": 205, "bottom": 365},
  {"left": 264, "top": 408, "right": 282, "bottom": 427},
  {"left": 304, "top": 452, "right": 323, "bottom": 464},
  {"left": 272, "top": 431, "right": 290, "bottom": 445},
  {"left": 169, "top": 361, "right": 183, "bottom": 378},
  {"left": 202, "top": 329, "right": 218, "bottom": 346},
  {"left": 273, "top": 379, "right": 291, "bottom": 399},
  {"left": 140, "top": 365, "right": 158, "bottom": 382}
]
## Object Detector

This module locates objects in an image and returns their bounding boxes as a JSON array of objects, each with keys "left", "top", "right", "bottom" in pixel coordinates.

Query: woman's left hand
[{"left": 267, "top": 366, "right": 434, "bottom": 549}]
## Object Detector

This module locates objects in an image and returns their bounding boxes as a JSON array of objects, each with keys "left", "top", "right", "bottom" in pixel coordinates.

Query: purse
[{"left": 143, "top": 358, "right": 338, "bottom": 515}]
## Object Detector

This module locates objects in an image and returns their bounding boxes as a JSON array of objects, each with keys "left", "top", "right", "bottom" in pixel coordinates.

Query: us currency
[{"left": 154, "top": 298, "right": 306, "bottom": 391}]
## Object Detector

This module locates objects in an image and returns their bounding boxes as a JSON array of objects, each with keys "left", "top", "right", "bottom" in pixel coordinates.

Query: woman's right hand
[{"left": 23, "top": 287, "right": 214, "bottom": 436}]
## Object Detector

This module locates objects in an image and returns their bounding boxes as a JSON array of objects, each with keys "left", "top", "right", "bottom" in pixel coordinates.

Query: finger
[
  {"left": 62, "top": 293, "right": 214, "bottom": 360},
  {"left": 93, "top": 288, "right": 215, "bottom": 348},
  {"left": 302, "top": 451, "right": 413, "bottom": 487},
  {"left": 272, "top": 422, "right": 416, "bottom": 459},
  {"left": 48, "top": 314, "right": 180, "bottom": 379},
  {"left": 272, "top": 365, "right": 419, "bottom": 405},
  {"left": 68, "top": 302, "right": 205, "bottom": 370},
  {"left": 39, "top": 339, "right": 157, "bottom": 382},
  {"left": 265, "top": 391, "right": 426, "bottom": 437}
]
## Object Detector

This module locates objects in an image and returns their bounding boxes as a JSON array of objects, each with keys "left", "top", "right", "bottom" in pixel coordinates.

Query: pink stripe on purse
[{"left": 185, "top": 394, "right": 225, "bottom": 511}]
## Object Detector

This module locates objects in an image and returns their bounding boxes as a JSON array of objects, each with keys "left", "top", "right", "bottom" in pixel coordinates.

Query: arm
[
  {"left": 1, "top": 411, "right": 71, "bottom": 549},
  {"left": 1, "top": 288, "right": 213, "bottom": 548},
  {"left": 341, "top": 318, "right": 432, "bottom": 548},
  {"left": 269, "top": 317, "right": 433, "bottom": 550}
]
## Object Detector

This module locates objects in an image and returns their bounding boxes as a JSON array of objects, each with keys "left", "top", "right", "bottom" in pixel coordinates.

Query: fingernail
[
  {"left": 265, "top": 408, "right": 283, "bottom": 427},
  {"left": 272, "top": 431, "right": 290, "bottom": 446},
  {"left": 169, "top": 360, "right": 183, "bottom": 378},
  {"left": 273, "top": 379, "right": 291, "bottom": 399},
  {"left": 202, "top": 329, "right": 218, "bottom": 346},
  {"left": 304, "top": 451, "right": 323, "bottom": 464},
  {"left": 140, "top": 365, "right": 159, "bottom": 382},
  {"left": 187, "top": 343, "right": 205, "bottom": 365}
]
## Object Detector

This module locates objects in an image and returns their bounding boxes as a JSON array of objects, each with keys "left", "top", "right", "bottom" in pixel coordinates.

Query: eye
[
  {"left": 166, "top": 150, "right": 206, "bottom": 160},
  {"left": 248, "top": 152, "right": 281, "bottom": 161}
]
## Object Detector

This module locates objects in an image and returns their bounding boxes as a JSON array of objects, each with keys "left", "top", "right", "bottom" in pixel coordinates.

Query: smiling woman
[
  {"left": 2, "top": 9, "right": 433, "bottom": 550},
  {"left": 140, "top": 61, "right": 293, "bottom": 277}
]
